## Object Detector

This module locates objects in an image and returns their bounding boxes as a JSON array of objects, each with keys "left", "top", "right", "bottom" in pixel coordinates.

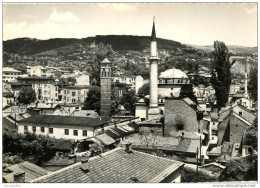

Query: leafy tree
[
  {"left": 179, "top": 84, "right": 198, "bottom": 104},
  {"left": 137, "top": 83, "right": 150, "bottom": 98},
  {"left": 84, "top": 86, "right": 101, "bottom": 114},
  {"left": 248, "top": 63, "right": 257, "bottom": 101},
  {"left": 211, "top": 41, "right": 235, "bottom": 111},
  {"left": 219, "top": 154, "right": 257, "bottom": 181},
  {"left": 120, "top": 87, "right": 137, "bottom": 115},
  {"left": 244, "top": 117, "right": 257, "bottom": 150},
  {"left": 3, "top": 128, "right": 55, "bottom": 166},
  {"left": 17, "top": 86, "right": 36, "bottom": 106}
]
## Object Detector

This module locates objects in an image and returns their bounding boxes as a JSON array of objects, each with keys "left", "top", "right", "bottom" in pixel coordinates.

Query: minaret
[
  {"left": 100, "top": 58, "right": 112, "bottom": 120},
  {"left": 148, "top": 17, "right": 160, "bottom": 120},
  {"left": 244, "top": 57, "right": 249, "bottom": 98}
]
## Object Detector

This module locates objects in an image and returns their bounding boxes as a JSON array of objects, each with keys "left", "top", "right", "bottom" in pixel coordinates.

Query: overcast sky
[{"left": 3, "top": 3, "right": 257, "bottom": 47}]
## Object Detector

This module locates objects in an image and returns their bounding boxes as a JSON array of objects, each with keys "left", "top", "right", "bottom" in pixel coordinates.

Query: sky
[{"left": 3, "top": 3, "right": 258, "bottom": 47}]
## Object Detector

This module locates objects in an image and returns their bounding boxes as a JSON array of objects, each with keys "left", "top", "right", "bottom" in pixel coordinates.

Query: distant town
[{"left": 2, "top": 18, "right": 258, "bottom": 183}]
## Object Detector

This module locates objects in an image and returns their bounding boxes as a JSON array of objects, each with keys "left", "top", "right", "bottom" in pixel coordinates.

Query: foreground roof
[
  {"left": 4, "top": 161, "right": 48, "bottom": 183},
  {"left": 18, "top": 115, "right": 106, "bottom": 127},
  {"left": 32, "top": 147, "right": 183, "bottom": 183}
]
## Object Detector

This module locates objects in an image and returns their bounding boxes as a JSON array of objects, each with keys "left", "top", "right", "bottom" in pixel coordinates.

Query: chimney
[
  {"left": 13, "top": 171, "right": 26, "bottom": 183},
  {"left": 81, "top": 158, "right": 89, "bottom": 164},
  {"left": 68, "top": 154, "right": 77, "bottom": 163},
  {"left": 181, "top": 131, "right": 185, "bottom": 139},
  {"left": 125, "top": 143, "right": 132, "bottom": 153}
]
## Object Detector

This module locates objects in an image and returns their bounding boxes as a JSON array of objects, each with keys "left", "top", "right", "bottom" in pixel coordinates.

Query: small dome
[{"left": 159, "top": 68, "right": 188, "bottom": 78}]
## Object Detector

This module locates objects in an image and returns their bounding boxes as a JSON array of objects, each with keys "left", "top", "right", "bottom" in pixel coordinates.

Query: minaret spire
[{"left": 151, "top": 16, "right": 156, "bottom": 41}]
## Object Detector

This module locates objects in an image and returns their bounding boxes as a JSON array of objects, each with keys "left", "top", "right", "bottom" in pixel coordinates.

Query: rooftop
[
  {"left": 18, "top": 115, "right": 107, "bottom": 127},
  {"left": 32, "top": 147, "right": 183, "bottom": 183},
  {"left": 17, "top": 76, "right": 54, "bottom": 81},
  {"left": 3, "top": 67, "right": 21, "bottom": 73},
  {"left": 5, "top": 82, "right": 32, "bottom": 86},
  {"left": 64, "top": 85, "right": 89, "bottom": 89},
  {"left": 3, "top": 161, "right": 48, "bottom": 183}
]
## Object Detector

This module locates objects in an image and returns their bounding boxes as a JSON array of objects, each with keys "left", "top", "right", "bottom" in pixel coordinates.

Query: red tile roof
[{"left": 32, "top": 147, "right": 183, "bottom": 183}]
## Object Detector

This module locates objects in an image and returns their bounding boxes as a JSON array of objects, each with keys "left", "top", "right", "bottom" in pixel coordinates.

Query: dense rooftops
[
  {"left": 32, "top": 147, "right": 183, "bottom": 183},
  {"left": 18, "top": 115, "right": 107, "bottom": 127}
]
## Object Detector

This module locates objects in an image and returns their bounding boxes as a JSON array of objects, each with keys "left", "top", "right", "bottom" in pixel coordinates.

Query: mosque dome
[{"left": 159, "top": 68, "right": 188, "bottom": 78}]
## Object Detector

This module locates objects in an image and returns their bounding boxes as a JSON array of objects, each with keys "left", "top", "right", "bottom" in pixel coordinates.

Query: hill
[
  {"left": 187, "top": 44, "right": 257, "bottom": 55},
  {"left": 3, "top": 35, "right": 187, "bottom": 55}
]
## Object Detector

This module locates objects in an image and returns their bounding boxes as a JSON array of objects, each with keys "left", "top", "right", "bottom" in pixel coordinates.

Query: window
[
  {"left": 49, "top": 128, "right": 53, "bottom": 134},
  {"left": 64, "top": 90, "right": 66, "bottom": 94},
  {"left": 83, "top": 130, "right": 87, "bottom": 136},
  {"left": 67, "top": 97, "right": 69, "bottom": 101},
  {"left": 41, "top": 127, "right": 44, "bottom": 133},
  {"left": 73, "top": 130, "right": 78, "bottom": 136},
  {"left": 24, "top": 126, "right": 28, "bottom": 133},
  {"left": 239, "top": 111, "right": 242, "bottom": 116},
  {"left": 72, "top": 92, "right": 76, "bottom": 96},
  {"left": 55, "top": 93, "right": 57, "bottom": 97},
  {"left": 33, "top": 126, "right": 36, "bottom": 133},
  {"left": 65, "top": 129, "right": 69, "bottom": 135},
  {"left": 67, "top": 91, "right": 70, "bottom": 94},
  {"left": 171, "top": 88, "right": 173, "bottom": 90},
  {"left": 78, "top": 90, "right": 81, "bottom": 94},
  {"left": 160, "top": 109, "right": 164, "bottom": 115},
  {"left": 55, "top": 87, "right": 58, "bottom": 91},
  {"left": 212, "top": 137, "right": 214, "bottom": 140}
]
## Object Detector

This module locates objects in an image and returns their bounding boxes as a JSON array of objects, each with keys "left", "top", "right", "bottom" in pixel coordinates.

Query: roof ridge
[{"left": 232, "top": 112, "right": 252, "bottom": 126}]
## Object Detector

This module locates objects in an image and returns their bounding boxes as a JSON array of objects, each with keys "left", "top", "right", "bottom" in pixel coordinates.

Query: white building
[
  {"left": 18, "top": 115, "right": 108, "bottom": 140},
  {"left": 62, "top": 85, "right": 89, "bottom": 104},
  {"left": 3, "top": 67, "right": 22, "bottom": 82},
  {"left": 158, "top": 68, "right": 190, "bottom": 98},
  {"left": 30, "top": 66, "right": 47, "bottom": 77},
  {"left": 75, "top": 74, "right": 90, "bottom": 86}
]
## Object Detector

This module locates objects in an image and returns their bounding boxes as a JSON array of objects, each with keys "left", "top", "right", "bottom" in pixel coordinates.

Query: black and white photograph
[{"left": 2, "top": 2, "right": 258, "bottom": 184}]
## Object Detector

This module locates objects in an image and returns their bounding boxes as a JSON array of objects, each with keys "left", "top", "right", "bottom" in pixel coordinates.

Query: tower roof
[
  {"left": 151, "top": 19, "right": 156, "bottom": 41},
  {"left": 101, "top": 58, "right": 111, "bottom": 64}
]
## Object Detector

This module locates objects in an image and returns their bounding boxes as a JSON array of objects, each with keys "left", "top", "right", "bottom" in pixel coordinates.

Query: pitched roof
[
  {"left": 96, "top": 134, "right": 116, "bottom": 146},
  {"left": 182, "top": 97, "right": 204, "bottom": 113},
  {"left": 32, "top": 147, "right": 183, "bottom": 183},
  {"left": 4, "top": 161, "right": 48, "bottom": 183},
  {"left": 18, "top": 115, "right": 106, "bottom": 127},
  {"left": 6, "top": 82, "right": 32, "bottom": 86},
  {"left": 101, "top": 58, "right": 111, "bottom": 64}
]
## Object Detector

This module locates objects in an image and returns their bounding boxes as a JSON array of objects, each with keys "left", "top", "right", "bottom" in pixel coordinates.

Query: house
[
  {"left": 75, "top": 74, "right": 90, "bottom": 86},
  {"left": 28, "top": 103, "right": 61, "bottom": 115},
  {"left": 3, "top": 67, "right": 22, "bottom": 82},
  {"left": 29, "top": 66, "right": 47, "bottom": 77},
  {"left": 164, "top": 97, "right": 204, "bottom": 137},
  {"left": 3, "top": 161, "right": 48, "bottom": 183},
  {"left": 3, "top": 87, "right": 14, "bottom": 107},
  {"left": 17, "top": 76, "right": 58, "bottom": 103},
  {"left": 18, "top": 115, "right": 108, "bottom": 140},
  {"left": 31, "top": 147, "right": 184, "bottom": 183},
  {"left": 4, "top": 81, "right": 32, "bottom": 99},
  {"left": 217, "top": 110, "right": 253, "bottom": 148},
  {"left": 61, "top": 85, "right": 89, "bottom": 104}
]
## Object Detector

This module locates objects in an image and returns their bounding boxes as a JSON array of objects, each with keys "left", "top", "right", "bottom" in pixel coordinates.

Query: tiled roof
[
  {"left": 52, "top": 139, "right": 74, "bottom": 151},
  {"left": 4, "top": 161, "right": 48, "bottom": 183},
  {"left": 64, "top": 85, "right": 89, "bottom": 89},
  {"left": 3, "top": 67, "right": 21, "bottom": 73},
  {"left": 122, "top": 134, "right": 200, "bottom": 154},
  {"left": 17, "top": 76, "right": 54, "bottom": 81},
  {"left": 101, "top": 58, "right": 111, "bottom": 64},
  {"left": 6, "top": 82, "right": 32, "bottom": 86},
  {"left": 200, "top": 162, "right": 226, "bottom": 169},
  {"left": 32, "top": 147, "right": 183, "bottom": 183},
  {"left": 18, "top": 115, "right": 107, "bottom": 127},
  {"left": 96, "top": 134, "right": 116, "bottom": 146}
]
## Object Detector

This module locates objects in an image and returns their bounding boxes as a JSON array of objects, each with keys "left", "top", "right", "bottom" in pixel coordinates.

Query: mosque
[{"left": 135, "top": 19, "right": 191, "bottom": 121}]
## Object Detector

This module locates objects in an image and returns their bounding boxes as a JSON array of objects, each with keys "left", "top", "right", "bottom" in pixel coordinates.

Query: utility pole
[{"left": 200, "top": 135, "right": 202, "bottom": 165}]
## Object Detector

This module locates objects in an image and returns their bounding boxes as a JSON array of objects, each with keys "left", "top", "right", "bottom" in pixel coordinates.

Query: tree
[
  {"left": 219, "top": 154, "right": 257, "bottom": 181},
  {"left": 17, "top": 86, "right": 36, "bottom": 106},
  {"left": 84, "top": 86, "right": 101, "bottom": 114},
  {"left": 3, "top": 128, "right": 55, "bottom": 166},
  {"left": 179, "top": 84, "right": 198, "bottom": 104},
  {"left": 248, "top": 63, "right": 257, "bottom": 101},
  {"left": 244, "top": 117, "right": 257, "bottom": 150},
  {"left": 211, "top": 41, "right": 235, "bottom": 110},
  {"left": 137, "top": 83, "right": 149, "bottom": 98},
  {"left": 120, "top": 87, "right": 137, "bottom": 115}
]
